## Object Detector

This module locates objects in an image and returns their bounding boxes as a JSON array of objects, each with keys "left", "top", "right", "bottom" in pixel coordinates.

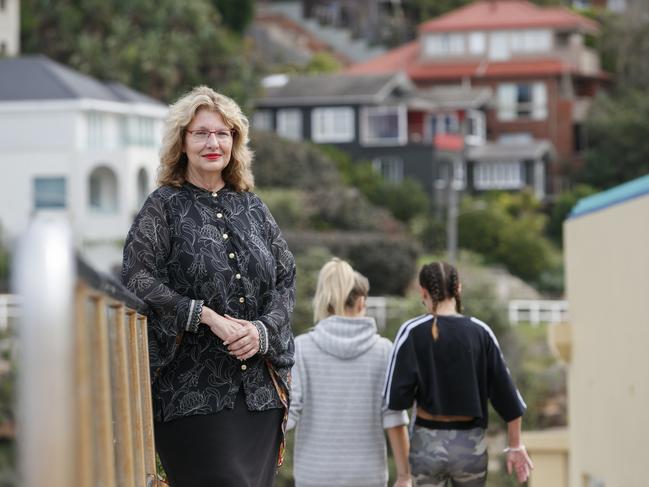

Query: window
[
  {"left": 34, "top": 177, "right": 66, "bottom": 209},
  {"left": 489, "top": 30, "right": 552, "bottom": 60},
  {"left": 311, "top": 107, "right": 355, "bottom": 143},
  {"left": 489, "top": 31, "right": 510, "bottom": 60},
  {"left": 138, "top": 117, "right": 155, "bottom": 146},
  {"left": 497, "top": 82, "right": 547, "bottom": 120},
  {"left": 276, "top": 109, "right": 302, "bottom": 141},
  {"left": 119, "top": 116, "right": 155, "bottom": 147},
  {"left": 88, "top": 166, "right": 118, "bottom": 213},
  {"left": 474, "top": 162, "right": 523, "bottom": 190},
  {"left": 252, "top": 110, "right": 273, "bottom": 131},
  {"left": 428, "top": 112, "right": 460, "bottom": 140},
  {"left": 423, "top": 33, "right": 465, "bottom": 57},
  {"left": 361, "top": 106, "right": 405, "bottom": 145},
  {"left": 468, "top": 32, "right": 486, "bottom": 55},
  {"left": 465, "top": 109, "right": 486, "bottom": 145},
  {"left": 87, "top": 111, "right": 105, "bottom": 149},
  {"left": 137, "top": 167, "right": 150, "bottom": 208},
  {"left": 372, "top": 157, "right": 403, "bottom": 183}
]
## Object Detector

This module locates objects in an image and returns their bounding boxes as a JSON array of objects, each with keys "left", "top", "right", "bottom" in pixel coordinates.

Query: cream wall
[
  {"left": 0, "top": 0, "right": 20, "bottom": 56},
  {"left": 564, "top": 193, "right": 649, "bottom": 487}
]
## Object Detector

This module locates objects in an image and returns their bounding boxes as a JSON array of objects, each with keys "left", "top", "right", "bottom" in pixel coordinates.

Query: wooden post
[
  {"left": 73, "top": 284, "right": 94, "bottom": 487},
  {"left": 111, "top": 304, "right": 137, "bottom": 487},
  {"left": 92, "top": 295, "right": 117, "bottom": 487},
  {"left": 138, "top": 316, "right": 158, "bottom": 487},
  {"left": 128, "top": 310, "right": 147, "bottom": 486}
]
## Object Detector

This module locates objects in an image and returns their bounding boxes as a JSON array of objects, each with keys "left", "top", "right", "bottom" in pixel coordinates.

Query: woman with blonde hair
[
  {"left": 288, "top": 258, "right": 411, "bottom": 487},
  {"left": 122, "top": 86, "right": 295, "bottom": 486}
]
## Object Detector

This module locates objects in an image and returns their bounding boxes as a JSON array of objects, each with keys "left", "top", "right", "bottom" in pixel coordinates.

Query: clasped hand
[
  {"left": 201, "top": 307, "right": 260, "bottom": 361},
  {"left": 223, "top": 315, "right": 260, "bottom": 361}
]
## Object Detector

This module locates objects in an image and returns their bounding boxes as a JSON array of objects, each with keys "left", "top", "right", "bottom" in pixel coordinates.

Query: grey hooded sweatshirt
[{"left": 288, "top": 315, "right": 409, "bottom": 487}]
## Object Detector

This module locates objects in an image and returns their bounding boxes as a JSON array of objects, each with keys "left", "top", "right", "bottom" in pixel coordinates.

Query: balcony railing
[{"left": 14, "top": 215, "right": 159, "bottom": 487}]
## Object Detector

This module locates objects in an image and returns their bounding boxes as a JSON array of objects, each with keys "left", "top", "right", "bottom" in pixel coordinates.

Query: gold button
[
  {"left": 222, "top": 233, "right": 228, "bottom": 240},
  {"left": 235, "top": 273, "right": 241, "bottom": 279},
  {"left": 241, "top": 364, "right": 247, "bottom": 371},
  {"left": 228, "top": 253, "right": 235, "bottom": 259},
  {"left": 216, "top": 212, "right": 223, "bottom": 218},
  {"left": 239, "top": 297, "right": 245, "bottom": 303},
  {"left": 211, "top": 192, "right": 218, "bottom": 197}
]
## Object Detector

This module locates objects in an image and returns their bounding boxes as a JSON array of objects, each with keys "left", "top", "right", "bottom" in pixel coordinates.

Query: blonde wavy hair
[
  {"left": 157, "top": 86, "right": 254, "bottom": 191},
  {"left": 312, "top": 258, "right": 370, "bottom": 322}
]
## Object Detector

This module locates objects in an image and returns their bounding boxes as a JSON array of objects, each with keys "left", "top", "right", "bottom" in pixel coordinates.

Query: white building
[
  {"left": 0, "top": 56, "right": 168, "bottom": 272},
  {"left": 0, "top": 0, "right": 20, "bottom": 56}
]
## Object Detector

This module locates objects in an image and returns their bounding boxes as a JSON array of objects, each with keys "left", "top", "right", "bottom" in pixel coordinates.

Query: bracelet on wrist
[
  {"left": 503, "top": 445, "right": 526, "bottom": 454},
  {"left": 252, "top": 320, "right": 267, "bottom": 354}
]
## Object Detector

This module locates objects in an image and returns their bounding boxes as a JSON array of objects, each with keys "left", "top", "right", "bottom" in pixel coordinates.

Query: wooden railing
[{"left": 14, "top": 216, "right": 159, "bottom": 487}]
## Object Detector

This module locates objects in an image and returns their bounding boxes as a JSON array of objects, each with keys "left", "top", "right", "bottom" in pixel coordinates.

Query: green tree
[
  {"left": 21, "top": 0, "right": 260, "bottom": 103},
  {"left": 212, "top": 0, "right": 255, "bottom": 34},
  {"left": 458, "top": 193, "right": 556, "bottom": 286},
  {"left": 547, "top": 184, "right": 597, "bottom": 244},
  {"left": 595, "top": 10, "right": 649, "bottom": 92},
  {"left": 581, "top": 91, "right": 649, "bottom": 189},
  {"left": 303, "top": 52, "right": 343, "bottom": 74}
]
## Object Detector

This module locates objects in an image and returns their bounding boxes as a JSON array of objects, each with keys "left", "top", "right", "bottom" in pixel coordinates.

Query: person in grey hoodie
[{"left": 288, "top": 258, "right": 411, "bottom": 487}]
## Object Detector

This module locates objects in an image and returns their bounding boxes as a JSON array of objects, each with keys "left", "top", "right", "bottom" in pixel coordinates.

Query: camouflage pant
[{"left": 409, "top": 426, "right": 488, "bottom": 487}]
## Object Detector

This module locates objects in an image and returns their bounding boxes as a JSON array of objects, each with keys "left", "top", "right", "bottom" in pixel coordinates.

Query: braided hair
[{"left": 418, "top": 261, "right": 463, "bottom": 340}]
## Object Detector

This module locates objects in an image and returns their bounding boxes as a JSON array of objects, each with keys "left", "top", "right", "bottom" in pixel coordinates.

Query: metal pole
[
  {"left": 14, "top": 215, "right": 75, "bottom": 487},
  {"left": 446, "top": 156, "right": 461, "bottom": 265}
]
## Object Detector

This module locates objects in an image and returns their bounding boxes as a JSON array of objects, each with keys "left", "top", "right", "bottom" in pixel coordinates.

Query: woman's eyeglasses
[{"left": 186, "top": 129, "right": 234, "bottom": 143}]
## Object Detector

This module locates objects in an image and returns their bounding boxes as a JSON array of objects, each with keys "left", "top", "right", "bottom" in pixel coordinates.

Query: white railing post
[
  {"left": 14, "top": 215, "right": 75, "bottom": 487},
  {"left": 508, "top": 299, "right": 569, "bottom": 326},
  {"left": 366, "top": 296, "right": 387, "bottom": 331}
]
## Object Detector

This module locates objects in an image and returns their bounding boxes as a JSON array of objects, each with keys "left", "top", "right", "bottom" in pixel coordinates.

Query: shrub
[
  {"left": 291, "top": 246, "right": 333, "bottom": 335},
  {"left": 286, "top": 231, "right": 420, "bottom": 296},
  {"left": 250, "top": 131, "right": 341, "bottom": 190}
]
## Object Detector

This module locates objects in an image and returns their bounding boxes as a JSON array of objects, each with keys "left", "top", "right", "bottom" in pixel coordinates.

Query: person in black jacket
[
  {"left": 122, "top": 86, "right": 296, "bottom": 487},
  {"left": 384, "top": 261, "right": 533, "bottom": 486}
]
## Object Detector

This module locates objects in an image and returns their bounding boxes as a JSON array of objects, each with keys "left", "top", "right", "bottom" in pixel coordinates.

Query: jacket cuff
[
  {"left": 185, "top": 299, "right": 204, "bottom": 333},
  {"left": 252, "top": 320, "right": 269, "bottom": 355}
]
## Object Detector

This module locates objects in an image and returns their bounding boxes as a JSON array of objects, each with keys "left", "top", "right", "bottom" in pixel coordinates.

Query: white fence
[
  {"left": 508, "top": 299, "right": 568, "bottom": 326},
  {"left": 0, "top": 294, "right": 20, "bottom": 331},
  {"left": 366, "top": 296, "right": 387, "bottom": 331}
]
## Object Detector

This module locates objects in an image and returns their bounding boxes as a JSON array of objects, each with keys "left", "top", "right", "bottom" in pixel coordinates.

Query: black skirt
[{"left": 155, "top": 388, "right": 283, "bottom": 487}]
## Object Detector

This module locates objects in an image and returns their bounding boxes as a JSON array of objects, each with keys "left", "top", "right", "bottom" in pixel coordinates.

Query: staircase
[{"left": 257, "top": 1, "right": 386, "bottom": 63}]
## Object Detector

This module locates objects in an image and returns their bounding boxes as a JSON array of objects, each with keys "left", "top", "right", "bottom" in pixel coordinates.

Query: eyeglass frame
[{"left": 185, "top": 128, "right": 235, "bottom": 144}]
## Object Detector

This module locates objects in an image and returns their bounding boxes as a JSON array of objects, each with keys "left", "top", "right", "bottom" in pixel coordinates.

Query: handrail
[
  {"left": 14, "top": 215, "right": 159, "bottom": 487},
  {"left": 76, "top": 253, "right": 150, "bottom": 315}
]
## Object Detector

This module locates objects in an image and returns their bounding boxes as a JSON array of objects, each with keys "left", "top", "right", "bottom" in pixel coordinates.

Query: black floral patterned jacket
[{"left": 122, "top": 183, "right": 296, "bottom": 422}]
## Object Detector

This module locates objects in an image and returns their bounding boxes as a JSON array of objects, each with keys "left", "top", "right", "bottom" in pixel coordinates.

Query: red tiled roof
[
  {"left": 346, "top": 41, "right": 419, "bottom": 75},
  {"left": 419, "top": 0, "right": 598, "bottom": 33}
]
